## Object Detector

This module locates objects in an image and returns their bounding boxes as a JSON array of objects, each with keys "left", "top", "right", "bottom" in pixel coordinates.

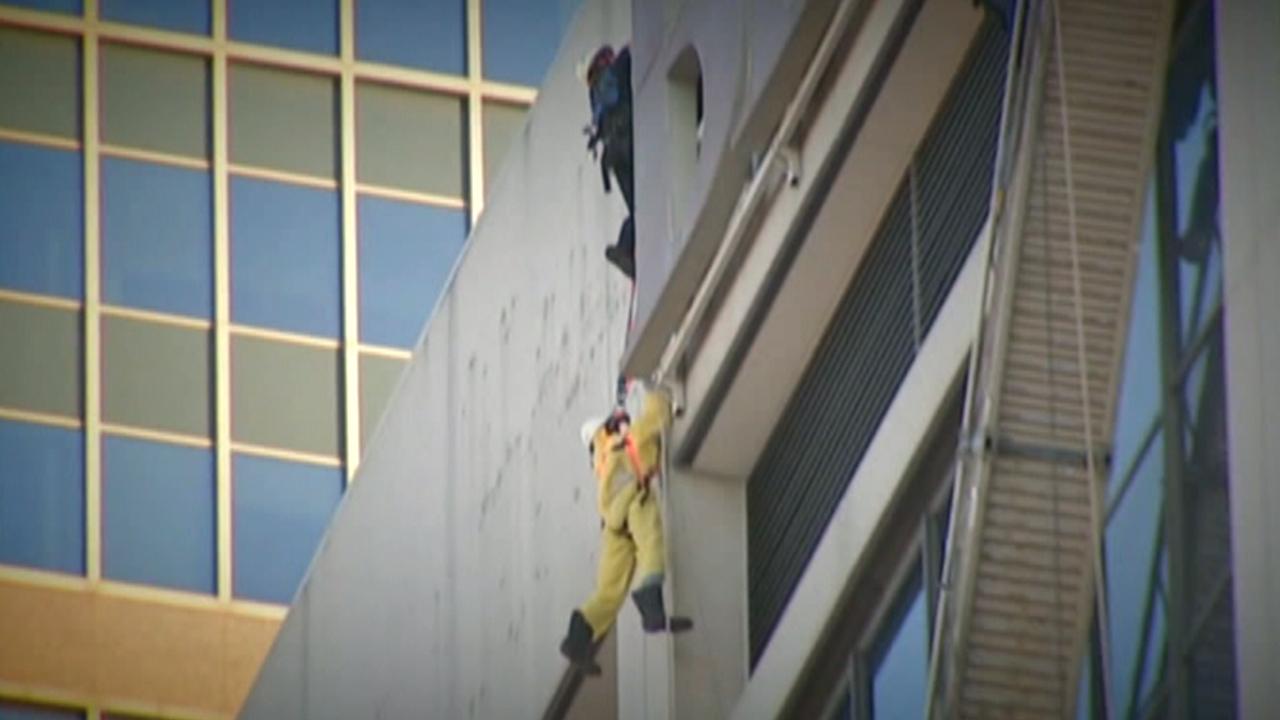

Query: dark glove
[{"left": 603, "top": 408, "right": 630, "bottom": 435}]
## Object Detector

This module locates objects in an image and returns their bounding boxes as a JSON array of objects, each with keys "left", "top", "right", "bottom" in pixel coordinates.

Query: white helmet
[{"left": 579, "top": 417, "right": 605, "bottom": 449}]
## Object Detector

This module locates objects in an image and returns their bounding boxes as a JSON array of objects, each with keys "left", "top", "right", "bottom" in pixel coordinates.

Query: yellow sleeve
[
  {"left": 592, "top": 426, "right": 613, "bottom": 519},
  {"left": 627, "top": 389, "right": 671, "bottom": 470}
]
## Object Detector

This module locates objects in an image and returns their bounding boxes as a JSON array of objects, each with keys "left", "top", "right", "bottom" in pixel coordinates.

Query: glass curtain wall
[
  {"left": 0, "top": 0, "right": 575, "bottom": 715},
  {"left": 1083, "top": 0, "right": 1233, "bottom": 717}
]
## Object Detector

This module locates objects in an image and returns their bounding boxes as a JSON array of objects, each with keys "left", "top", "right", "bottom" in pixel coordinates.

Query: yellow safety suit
[{"left": 578, "top": 390, "right": 671, "bottom": 640}]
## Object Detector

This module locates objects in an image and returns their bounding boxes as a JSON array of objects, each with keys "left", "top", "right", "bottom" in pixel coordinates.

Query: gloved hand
[{"left": 603, "top": 408, "right": 630, "bottom": 435}]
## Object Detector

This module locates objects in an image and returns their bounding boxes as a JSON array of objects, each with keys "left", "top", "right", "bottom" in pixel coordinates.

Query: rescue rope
[
  {"left": 1051, "top": 1, "right": 1116, "bottom": 714},
  {"left": 614, "top": 279, "right": 639, "bottom": 407}
]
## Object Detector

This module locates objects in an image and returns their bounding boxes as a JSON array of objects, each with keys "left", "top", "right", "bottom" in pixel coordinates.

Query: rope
[
  {"left": 1051, "top": 2, "right": 1115, "bottom": 715},
  {"left": 615, "top": 278, "right": 639, "bottom": 407}
]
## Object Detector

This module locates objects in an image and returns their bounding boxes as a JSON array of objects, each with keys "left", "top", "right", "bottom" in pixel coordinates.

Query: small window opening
[{"left": 668, "top": 46, "right": 703, "bottom": 233}]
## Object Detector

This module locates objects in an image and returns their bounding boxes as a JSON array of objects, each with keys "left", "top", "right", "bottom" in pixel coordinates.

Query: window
[
  {"left": 482, "top": 0, "right": 579, "bottom": 86},
  {"left": 101, "top": 0, "right": 210, "bottom": 35},
  {"left": 1106, "top": 429, "right": 1165, "bottom": 717},
  {"left": 232, "top": 453, "right": 342, "bottom": 604},
  {"left": 101, "top": 315, "right": 211, "bottom": 438},
  {"left": 1107, "top": 191, "right": 1162, "bottom": 505},
  {"left": 359, "top": 353, "right": 407, "bottom": 447},
  {"left": 229, "top": 63, "right": 337, "bottom": 178},
  {"left": 101, "top": 43, "right": 209, "bottom": 158},
  {"left": 103, "top": 435, "right": 214, "bottom": 594},
  {"left": 482, "top": 100, "right": 527, "bottom": 194},
  {"left": 0, "top": 419, "right": 84, "bottom": 575},
  {"left": 355, "top": 0, "right": 464, "bottom": 75},
  {"left": 0, "top": 141, "right": 83, "bottom": 300},
  {"left": 667, "top": 46, "right": 702, "bottom": 234},
  {"left": 228, "top": 0, "right": 337, "bottom": 55},
  {"left": 231, "top": 335, "right": 341, "bottom": 457},
  {"left": 356, "top": 82, "right": 465, "bottom": 198},
  {"left": 102, "top": 157, "right": 212, "bottom": 318},
  {"left": 0, "top": 299, "right": 82, "bottom": 419},
  {"left": 869, "top": 571, "right": 927, "bottom": 720},
  {"left": 357, "top": 195, "right": 467, "bottom": 348},
  {"left": 230, "top": 176, "right": 340, "bottom": 338},
  {"left": 0, "top": 25, "right": 80, "bottom": 138}
]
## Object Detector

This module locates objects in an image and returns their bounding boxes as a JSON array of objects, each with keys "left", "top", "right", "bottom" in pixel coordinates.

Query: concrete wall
[
  {"left": 624, "top": 0, "right": 842, "bottom": 374},
  {"left": 238, "top": 2, "right": 634, "bottom": 718},
  {"left": 1216, "top": 0, "right": 1280, "bottom": 716}
]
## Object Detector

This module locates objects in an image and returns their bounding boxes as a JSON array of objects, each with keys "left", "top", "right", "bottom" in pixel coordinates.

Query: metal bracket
[
  {"left": 779, "top": 145, "right": 802, "bottom": 187},
  {"left": 990, "top": 435, "right": 1112, "bottom": 470}
]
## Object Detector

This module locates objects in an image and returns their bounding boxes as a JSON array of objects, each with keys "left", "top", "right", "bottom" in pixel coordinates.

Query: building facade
[
  {"left": 0, "top": 1, "right": 576, "bottom": 717},
  {"left": 242, "top": 0, "right": 1275, "bottom": 717}
]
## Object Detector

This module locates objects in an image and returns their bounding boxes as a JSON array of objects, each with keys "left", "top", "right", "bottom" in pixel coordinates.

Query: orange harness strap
[{"left": 623, "top": 435, "right": 654, "bottom": 490}]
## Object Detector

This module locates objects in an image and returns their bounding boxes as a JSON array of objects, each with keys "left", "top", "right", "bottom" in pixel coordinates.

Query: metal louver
[{"left": 747, "top": 17, "right": 1009, "bottom": 667}]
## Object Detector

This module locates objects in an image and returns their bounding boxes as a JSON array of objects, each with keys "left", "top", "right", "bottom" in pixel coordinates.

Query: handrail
[{"left": 922, "top": 0, "right": 1042, "bottom": 715}]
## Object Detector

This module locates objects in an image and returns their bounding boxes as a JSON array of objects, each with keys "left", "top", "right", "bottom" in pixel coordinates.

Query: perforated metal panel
[
  {"left": 746, "top": 18, "right": 1009, "bottom": 667},
  {"left": 928, "top": 0, "right": 1177, "bottom": 715}
]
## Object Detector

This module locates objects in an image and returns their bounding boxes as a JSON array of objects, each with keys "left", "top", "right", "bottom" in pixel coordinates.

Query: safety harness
[
  {"left": 593, "top": 433, "right": 655, "bottom": 492},
  {"left": 623, "top": 435, "right": 655, "bottom": 491}
]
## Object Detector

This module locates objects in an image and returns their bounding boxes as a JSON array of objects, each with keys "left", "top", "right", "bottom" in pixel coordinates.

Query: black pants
[
  {"left": 611, "top": 150, "right": 634, "bottom": 214},
  {"left": 606, "top": 142, "right": 634, "bottom": 258}
]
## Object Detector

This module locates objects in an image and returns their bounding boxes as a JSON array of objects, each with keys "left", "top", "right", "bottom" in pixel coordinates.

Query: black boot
[
  {"left": 605, "top": 217, "right": 636, "bottom": 280},
  {"left": 559, "top": 610, "right": 602, "bottom": 675},
  {"left": 631, "top": 585, "right": 693, "bottom": 634}
]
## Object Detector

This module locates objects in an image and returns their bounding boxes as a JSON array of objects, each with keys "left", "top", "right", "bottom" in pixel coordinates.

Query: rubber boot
[
  {"left": 559, "top": 610, "right": 602, "bottom": 675},
  {"left": 631, "top": 585, "right": 693, "bottom": 634}
]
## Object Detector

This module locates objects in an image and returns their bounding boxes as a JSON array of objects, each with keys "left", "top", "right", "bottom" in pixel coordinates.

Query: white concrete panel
[
  {"left": 1216, "top": 0, "right": 1280, "bottom": 716},
  {"left": 239, "top": 1, "right": 636, "bottom": 718},
  {"left": 625, "top": 0, "right": 839, "bottom": 374},
  {"left": 686, "top": 0, "right": 983, "bottom": 477},
  {"left": 666, "top": 469, "right": 748, "bottom": 720},
  {"left": 730, "top": 227, "right": 987, "bottom": 720}
]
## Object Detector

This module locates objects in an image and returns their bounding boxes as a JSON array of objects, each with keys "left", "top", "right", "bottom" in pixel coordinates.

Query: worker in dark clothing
[{"left": 584, "top": 44, "right": 636, "bottom": 279}]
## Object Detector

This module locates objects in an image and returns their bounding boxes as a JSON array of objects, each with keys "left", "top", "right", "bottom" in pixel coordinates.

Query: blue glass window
[
  {"left": 101, "top": 0, "right": 209, "bottom": 35},
  {"left": 0, "top": 25, "right": 81, "bottom": 138},
  {"left": 355, "top": 0, "right": 464, "bottom": 74},
  {"left": 0, "top": 0, "right": 81, "bottom": 14},
  {"left": 232, "top": 453, "right": 343, "bottom": 604},
  {"left": 0, "top": 699, "right": 84, "bottom": 719},
  {"left": 0, "top": 141, "right": 83, "bottom": 299},
  {"left": 230, "top": 176, "right": 340, "bottom": 338},
  {"left": 229, "top": 0, "right": 337, "bottom": 55},
  {"left": 482, "top": 0, "right": 579, "bottom": 86},
  {"left": 1105, "top": 433, "right": 1164, "bottom": 719},
  {"left": 1107, "top": 192, "right": 1161, "bottom": 504},
  {"left": 102, "top": 435, "right": 214, "bottom": 594},
  {"left": 870, "top": 576, "right": 927, "bottom": 719},
  {"left": 0, "top": 419, "right": 84, "bottom": 575},
  {"left": 358, "top": 196, "right": 467, "bottom": 348},
  {"left": 102, "top": 157, "right": 212, "bottom": 318}
]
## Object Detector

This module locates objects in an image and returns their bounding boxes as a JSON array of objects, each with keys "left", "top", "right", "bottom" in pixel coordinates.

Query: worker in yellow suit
[{"left": 559, "top": 387, "right": 693, "bottom": 674}]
